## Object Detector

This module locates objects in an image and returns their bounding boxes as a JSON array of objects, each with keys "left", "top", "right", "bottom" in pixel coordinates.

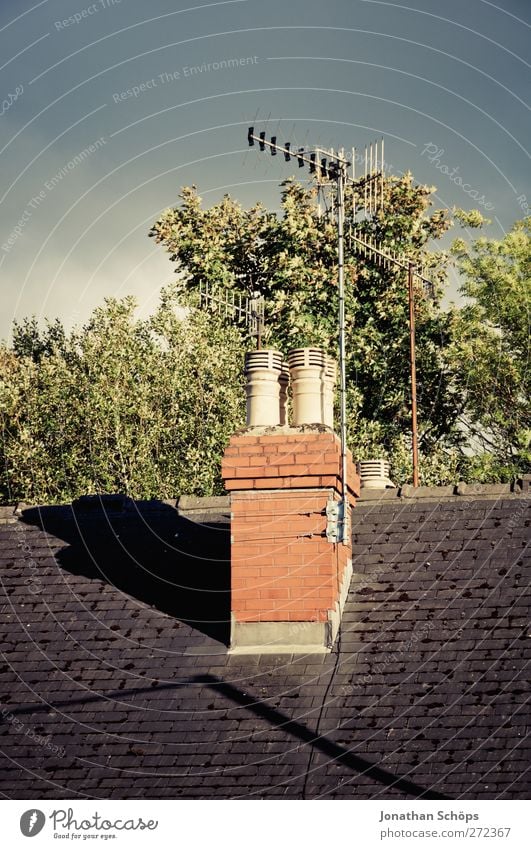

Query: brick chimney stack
[{"left": 222, "top": 428, "right": 359, "bottom": 653}]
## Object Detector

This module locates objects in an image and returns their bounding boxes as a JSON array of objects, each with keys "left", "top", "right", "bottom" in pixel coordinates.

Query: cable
[{"left": 301, "top": 623, "right": 342, "bottom": 799}]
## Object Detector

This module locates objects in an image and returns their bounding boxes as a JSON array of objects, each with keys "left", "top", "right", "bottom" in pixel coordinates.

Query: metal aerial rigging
[{"left": 247, "top": 126, "right": 435, "bottom": 499}]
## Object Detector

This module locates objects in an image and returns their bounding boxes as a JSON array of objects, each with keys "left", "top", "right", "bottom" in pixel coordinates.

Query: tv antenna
[
  {"left": 247, "top": 126, "right": 434, "bottom": 490},
  {"left": 198, "top": 281, "right": 265, "bottom": 348},
  {"left": 247, "top": 127, "right": 386, "bottom": 541}
]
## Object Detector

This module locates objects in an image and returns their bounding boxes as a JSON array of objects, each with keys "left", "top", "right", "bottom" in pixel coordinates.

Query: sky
[{"left": 0, "top": 0, "right": 529, "bottom": 340}]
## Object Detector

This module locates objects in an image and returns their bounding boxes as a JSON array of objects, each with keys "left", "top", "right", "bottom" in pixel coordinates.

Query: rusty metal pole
[
  {"left": 337, "top": 159, "right": 349, "bottom": 543},
  {"left": 408, "top": 262, "right": 419, "bottom": 487}
]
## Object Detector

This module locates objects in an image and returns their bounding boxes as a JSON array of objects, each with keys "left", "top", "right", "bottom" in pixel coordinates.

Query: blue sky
[{"left": 0, "top": 0, "right": 529, "bottom": 339}]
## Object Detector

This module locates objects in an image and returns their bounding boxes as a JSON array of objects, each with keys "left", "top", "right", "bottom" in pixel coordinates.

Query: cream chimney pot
[
  {"left": 244, "top": 350, "right": 282, "bottom": 427},
  {"left": 288, "top": 347, "right": 327, "bottom": 426},
  {"left": 358, "top": 459, "right": 395, "bottom": 489}
]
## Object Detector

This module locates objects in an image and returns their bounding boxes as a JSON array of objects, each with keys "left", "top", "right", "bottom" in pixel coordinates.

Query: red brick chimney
[{"left": 222, "top": 428, "right": 359, "bottom": 653}]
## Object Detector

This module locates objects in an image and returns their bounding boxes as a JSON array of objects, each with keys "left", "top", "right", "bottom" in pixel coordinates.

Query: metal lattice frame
[
  {"left": 247, "top": 126, "right": 439, "bottom": 489},
  {"left": 198, "top": 281, "right": 265, "bottom": 347}
]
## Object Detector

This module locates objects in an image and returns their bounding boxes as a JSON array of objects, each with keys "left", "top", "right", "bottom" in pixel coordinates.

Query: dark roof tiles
[{"left": 0, "top": 495, "right": 529, "bottom": 799}]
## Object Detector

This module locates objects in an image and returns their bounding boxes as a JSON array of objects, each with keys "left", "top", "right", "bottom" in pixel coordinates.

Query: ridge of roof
[{"left": 0, "top": 476, "right": 529, "bottom": 525}]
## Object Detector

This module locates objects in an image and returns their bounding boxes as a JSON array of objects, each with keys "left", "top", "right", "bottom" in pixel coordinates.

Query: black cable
[{"left": 301, "top": 624, "right": 342, "bottom": 799}]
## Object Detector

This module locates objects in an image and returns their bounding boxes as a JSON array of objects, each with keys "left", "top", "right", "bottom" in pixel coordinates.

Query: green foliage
[
  {"left": 0, "top": 287, "right": 245, "bottom": 504},
  {"left": 452, "top": 208, "right": 491, "bottom": 229},
  {"left": 389, "top": 436, "right": 463, "bottom": 487},
  {"left": 149, "top": 181, "right": 528, "bottom": 484},
  {"left": 450, "top": 217, "right": 530, "bottom": 473},
  {"left": 150, "top": 176, "right": 467, "bottom": 481},
  {"left": 12, "top": 316, "right": 68, "bottom": 362},
  {"left": 2, "top": 181, "right": 527, "bottom": 503},
  {"left": 459, "top": 453, "right": 522, "bottom": 484}
]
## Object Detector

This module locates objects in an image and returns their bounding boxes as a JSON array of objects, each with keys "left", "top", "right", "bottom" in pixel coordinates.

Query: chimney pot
[
  {"left": 288, "top": 347, "right": 327, "bottom": 426},
  {"left": 244, "top": 349, "right": 282, "bottom": 427},
  {"left": 358, "top": 459, "right": 395, "bottom": 489}
]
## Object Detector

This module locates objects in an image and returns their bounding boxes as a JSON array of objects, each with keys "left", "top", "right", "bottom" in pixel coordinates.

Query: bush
[{"left": 0, "top": 288, "right": 246, "bottom": 504}]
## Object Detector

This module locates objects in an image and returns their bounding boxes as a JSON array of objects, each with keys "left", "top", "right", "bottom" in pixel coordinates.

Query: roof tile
[{"left": 0, "top": 496, "right": 529, "bottom": 799}]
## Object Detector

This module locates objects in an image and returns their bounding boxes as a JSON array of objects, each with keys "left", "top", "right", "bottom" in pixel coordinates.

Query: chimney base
[{"left": 229, "top": 556, "right": 352, "bottom": 654}]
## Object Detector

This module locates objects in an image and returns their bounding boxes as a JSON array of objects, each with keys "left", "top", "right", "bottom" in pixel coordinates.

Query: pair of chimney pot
[{"left": 244, "top": 348, "right": 336, "bottom": 428}]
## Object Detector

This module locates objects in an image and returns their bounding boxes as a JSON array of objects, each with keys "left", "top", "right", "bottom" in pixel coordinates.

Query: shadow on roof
[
  {"left": 20, "top": 499, "right": 231, "bottom": 645},
  {"left": 6, "top": 671, "right": 450, "bottom": 800}
]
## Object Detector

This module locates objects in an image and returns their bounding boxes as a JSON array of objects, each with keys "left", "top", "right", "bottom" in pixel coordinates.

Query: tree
[
  {"left": 149, "top": 176, "right": 465, "bottom": 482},
  {"left": 450, "top": 217, "right": 530, "bottom": 479},
  {"left": 3, "top": 183, "right": 526, "bottom": 505},
  {"left": 0, "top": 287, "right": 246, "bottom": 504},
  {"left": 11, "top": 316, "right": 68, "bottom": 362}
]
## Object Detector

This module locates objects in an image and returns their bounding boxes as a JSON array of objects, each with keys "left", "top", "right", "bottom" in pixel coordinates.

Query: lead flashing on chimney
[{"left": 229, "top": 618, "right": 330, "bottom": 654}]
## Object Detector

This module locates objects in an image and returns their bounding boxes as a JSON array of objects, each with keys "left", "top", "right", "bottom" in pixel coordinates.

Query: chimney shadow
[{"left": 19, "top": 498, "right": 231, "bottom": 645}]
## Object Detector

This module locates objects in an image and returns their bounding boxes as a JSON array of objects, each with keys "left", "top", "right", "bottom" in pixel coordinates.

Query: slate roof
[{"left": 0, "top": 490, "right": 529, "bottom": 800}]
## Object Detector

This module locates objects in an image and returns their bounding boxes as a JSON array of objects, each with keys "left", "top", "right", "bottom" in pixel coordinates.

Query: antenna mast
[
  {"left": 247, "top": 128, "right": 380, "bottom": 540},
  {"left": 246, "top": 126, "right": 431, "bottom": 491}
]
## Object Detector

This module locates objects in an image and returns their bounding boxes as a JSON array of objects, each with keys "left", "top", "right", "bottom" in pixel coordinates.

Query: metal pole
[
  {"left": 408, "top": 262, "right": 419, "bottom": 487},
  {"left": 337, "top": 163, "right": 349, "bottom": 542}
]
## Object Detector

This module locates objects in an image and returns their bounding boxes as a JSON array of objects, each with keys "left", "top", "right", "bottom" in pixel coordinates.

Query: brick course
[
  {"left": 223, "top": 430, "right": 359, "bottom": 626},
  {"left": 222, "top": 431, "right": 358, "bottom": 493}
]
